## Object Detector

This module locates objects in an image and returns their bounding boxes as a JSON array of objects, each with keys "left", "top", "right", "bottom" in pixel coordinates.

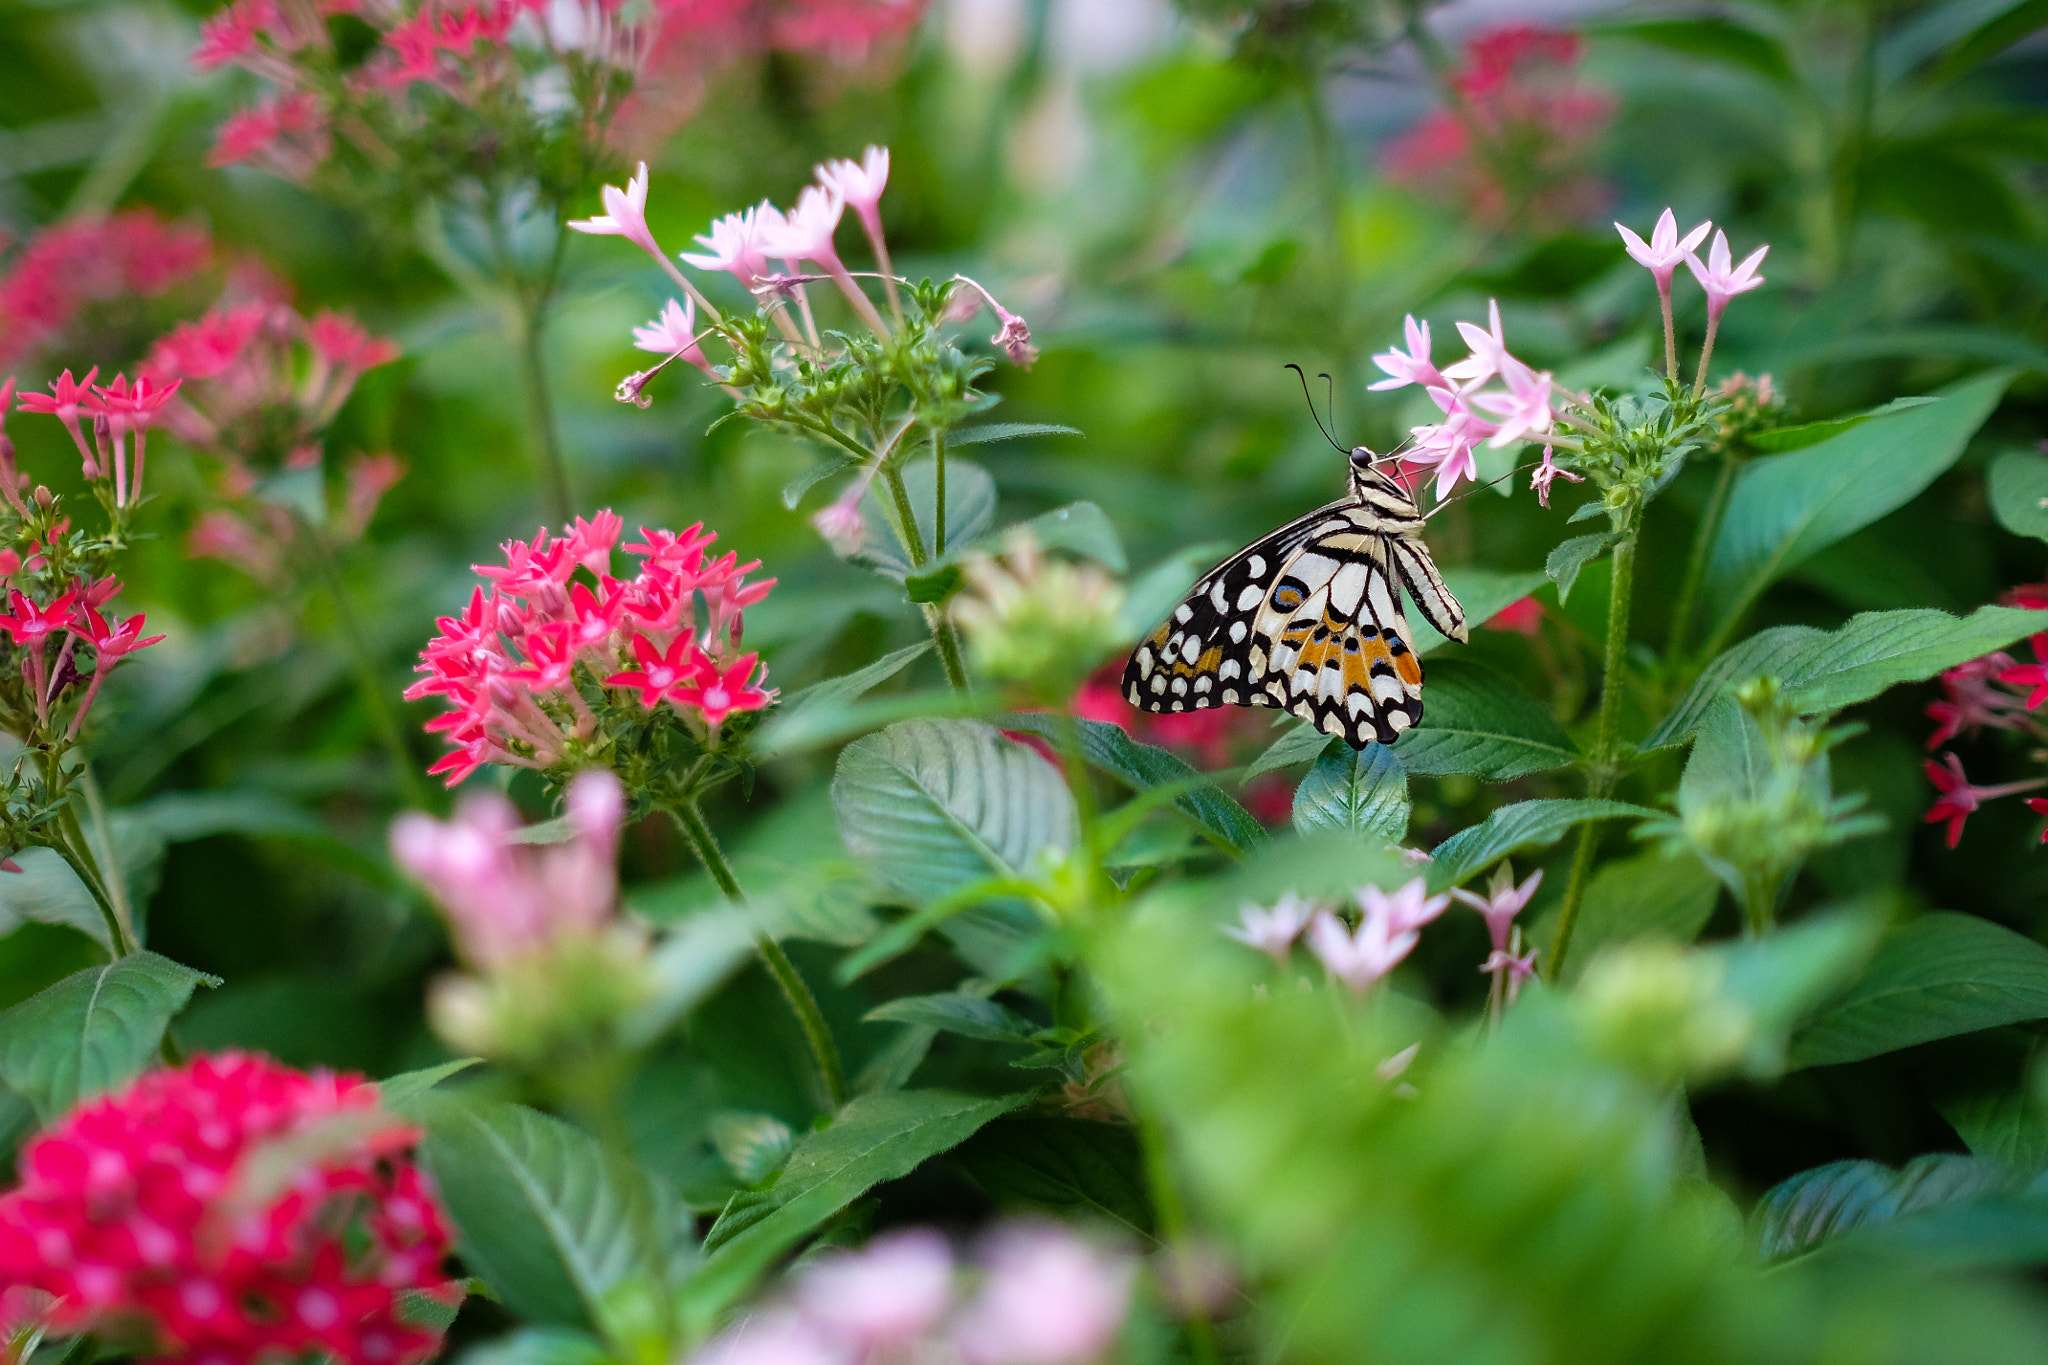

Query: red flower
[
  {"left": 1483, "top": 595, "right": 1544, "bottom": 637},
  {"left": 672, "top": 653, "right": 773, "bottom": 725},
  {"left": 0, "top": 589, "right": 79, "bottom": 647},
  {"left": 307, "top": 310, "right": 401, "bottom": 372},
  {"left": 0, "top": 1053, "right": 458, "bottom": 1365},
  {"left": 605, "top": 632, "right": 709, "bottom": 708},
  {"left": 80, "top": 607, "right": 165, "bottom": 661},
  {"left": 2029, "top": 797, "right": 2048, "bottom": 843},
  {"left": 2000, "top": 636, "right": 2048, "bottom": 710},
  {"left": 1924, "top": 752, "right": 2046, "bottom": 849}
]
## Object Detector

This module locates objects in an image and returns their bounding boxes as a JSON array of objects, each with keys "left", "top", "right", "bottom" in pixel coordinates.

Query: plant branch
[{"left": 667, "top": 798, "right": 847, "bottom": 1111}]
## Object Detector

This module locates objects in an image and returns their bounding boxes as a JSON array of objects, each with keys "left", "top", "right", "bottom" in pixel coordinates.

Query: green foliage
[
  {"left": 1291, "top": 741, "right": 1409, "bottom": 842},
  {"left": 0, "top": 952, "right": 218, "bottom": 1119},
  {"left": 1393, "top": 661, "right": 1580, "bottom": 779},
  {"left": 1427, "top": 799, "right": 1655, "bottom": 891},
  {"left": 1751, "top": 1154, "right": 2023, "bottom": 1259},
  {"left": 953, "top": 1117, "right": 1155, "bottom": 1238}
]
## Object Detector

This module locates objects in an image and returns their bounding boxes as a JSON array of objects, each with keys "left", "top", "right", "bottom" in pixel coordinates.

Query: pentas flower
[
  {"left": 0, "top": 210, "right": 214, "bottom": 369},
  {"left": 1224, "top": 893, "right": 1317, "bottom": 963},
  {"left": 1370, "top": 302, "right": 1559, "bottom": 503},
  {"left": 794, "top": 1228, "right": 954, "bottom": 1353},
  {"left": 1308, "top": 910, "right": 1417, "bottom": 993},
  {"left": 1481, "top": 947, "right": 1540, "bottom": 1004},
  {"left": 2000, "top": 637, "right": 2048, "bottom": 710},
  {"left": 391, "top": 768, "right": 624, "bottom": 970},
  {"left": 1924, "top": 752, "right": 2044, "bottom": 849},
  {"left": 1370, "top": 316, "right": 1445, "bottom": 391},
  {"left": 632, "top": 298, "right": 718, "bottom": 377},
  {"left": 1685, "top": 229, "right": 1769, "bottom": 323},
  {"left": 408, "top": 513, "right": 776, "bottom": 784},
  {"left": 952, "top": 1223, "right": 1136, "bottom": 1365},
  {"left": 1529, "top": 445, "right": 1581, "bottom": 508},
  {"left": 1927, "top": 652, "right": 2027, "bottom": 748},
  {"left": 1452, "top": 865, "right": 1543, "bottom": 953},
  {"left": 568, "top": 161, "right": 663, "bottom": 260},
  {"left": 816, "top": 145, "right": 897, "bottom": 316},
  {"left": 0, "top": 1052, "right": 458, "bottom": 1365},
  {"left": 1616, "top": 209, "right": 1712, "bottom": 290}
]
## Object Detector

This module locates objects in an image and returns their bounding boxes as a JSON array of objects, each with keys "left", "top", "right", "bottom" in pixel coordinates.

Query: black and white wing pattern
[{"left": 1121, "top": 503, "right": 1437, "bottom": 747}]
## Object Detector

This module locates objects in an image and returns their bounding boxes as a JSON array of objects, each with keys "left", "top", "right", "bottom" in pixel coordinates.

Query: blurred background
[{"left": 1, "top": 0, "right": 2045, "bottom": 1214}]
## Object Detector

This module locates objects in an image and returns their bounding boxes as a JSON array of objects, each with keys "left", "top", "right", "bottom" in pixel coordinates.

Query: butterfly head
[{"left": 1346, "top": 446, "right": 1422, "bottom": 517}]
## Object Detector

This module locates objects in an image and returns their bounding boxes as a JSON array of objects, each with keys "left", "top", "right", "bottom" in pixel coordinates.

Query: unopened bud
[
  {"left": 33, "top": 487, "right": 52, "bottom": 510},
  {"left": 951, "top": 530, "right": 1126, "bottom": 698}
]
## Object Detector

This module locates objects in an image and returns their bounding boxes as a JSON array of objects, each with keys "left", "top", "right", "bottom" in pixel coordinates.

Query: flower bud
[
  {"left": 1575, "top": 942, "right": 1751, "bottom": 1082},
  {"left": 950, "top": 531, "right": 1126, "bottom": 699}
]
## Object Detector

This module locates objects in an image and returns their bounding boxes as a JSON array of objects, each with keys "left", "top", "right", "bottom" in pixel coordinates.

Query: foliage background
[{"left": 3, "top": 0, "right": 2048, "bottom": 1357}]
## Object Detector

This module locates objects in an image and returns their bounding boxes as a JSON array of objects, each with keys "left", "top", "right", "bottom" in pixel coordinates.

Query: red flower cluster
[
  {"left": 1380, "top": 25, "right": 1614, "bottom": 227},
  {"left": 408, "top": 513, "right": 776, "bottom": 785},
  {"left": 1922, "top": 587, "right": 2048, "bottom": 847},
  {"left": 196, "top": 0, "right": 927, "bottom": 173},
  {"left": 13, "top": 370, "right": 181, "bottom": 512},
  {"left": 0, "top": 211, "right": 213, "bottom": 369},
  {"left": 0, "top": 1053, "right": 457, "bottom": 1365}
]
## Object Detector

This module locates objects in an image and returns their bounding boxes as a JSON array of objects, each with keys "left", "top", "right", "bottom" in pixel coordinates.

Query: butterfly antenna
[
  {"left": 1285, "top": 363, "right": 1348, "bottom": 454},
  {"left": 1422, "top": 458, "right": 1545, "bottom": 520}
]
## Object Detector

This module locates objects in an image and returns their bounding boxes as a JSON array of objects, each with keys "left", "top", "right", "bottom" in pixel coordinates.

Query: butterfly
[{"left": 1121, "top": 447, "right": 1467, "bottom": 748}]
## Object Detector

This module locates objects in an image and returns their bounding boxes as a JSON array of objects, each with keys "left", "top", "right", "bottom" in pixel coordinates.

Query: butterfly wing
[
  {"left": 1121, "top": 502, "right": 1346, "bottom": 716},
  {"left": 1388, "top": 536, "right": 1468, "bottom": 644},
  {"left": 1122, "top": 504, "right": 1431, "bottom": 747}
]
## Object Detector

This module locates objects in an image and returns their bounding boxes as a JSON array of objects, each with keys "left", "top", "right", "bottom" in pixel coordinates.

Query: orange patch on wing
[{"left": 1394, "top": 649, "right": 1422, "bottom": 686}]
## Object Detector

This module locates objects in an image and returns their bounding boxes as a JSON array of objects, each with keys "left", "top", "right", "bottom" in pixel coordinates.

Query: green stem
[
  {"left": 880, "top": 463, "right": 929, "bottom": 566},
  {"left": 53, "top": 799, "right": 130, "bottom": 958},
  {"left": 668, "top": 799, "right": 847, "bottom": 1110},
  {"left": 932, "top": 426, "right": 948, "bottom": 557},
  {"left": 297, "top": 515, "right": 434, "bottom": 812},
  {"left": 518, "top": 300, "right": 573, "bottom": 525},
  {"left": 1136, "top": 1107, "right": 1222, "bottom": 1365},
  {"left": 1546, "top": 530, "right": 1637, "bottom": 981},
  {"left": 1668, "top": 452, "right": 1739, "bottom": 659},
  {"left": 879, "top": 461, "right": 970, "bottom": 691},
  {"left": 1052, "top": 709, "right": 1103, "bottom": 899},
  {"left": 76, "top": 763, "right": 132, "bottom": 944},
  {"left": 925, "top": 610, "right": 970, "bottom": 691}
]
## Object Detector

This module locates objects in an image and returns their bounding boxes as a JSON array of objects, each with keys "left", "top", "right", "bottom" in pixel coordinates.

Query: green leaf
[
  {"left": 833, "top": 720, "right": 1075, "bottom": 975},
  {"left": 377, "top": 1059, "right": 479, "bottom": 1108},
  {"left": 1242, "top": 720, "right": 1334, "bottom": 781},
  {"left": 903, "top": 565, "right": 964, "bottom": 604},
  {"left": 998, "top": 714, "right": 1264, "bottom": 854},
  {"left": 1752, "top": 1153, "right": 2022, "bottom": 1260},
  {"left": 753, "top": 642, "right": 935, "bottom": 759},
  {"left": 752, "top": 689, "right": 1003, "bottom": 759},
  {"left": 998, "top": 501, "right": 1126, "bottom": 572},
  {"left": 0, "top": 951, "right": 219, "bottom": 1120},
  {"left": 1527, "top": 853, "right": 1722, "bottom": 984},
  {"left": 1411, "top": 568, "right": 1549, "bottom": 655},
  {"left": 782, "top": 453, "right": 858, "bottom": 510},
  {"left": 1545, "top": 532, "right": 1622, "bottom": 605},
  {"left": 953, "top": 1117, "right": 1155, "bottom": 1238},
  {"left": 1646, "top": 605, "right": 2048, "bottom": 749},
  {"left": 1703, "top": 370, "right": 2014, "bottom": 642},
  {"left": 852, "top": 459, "right": 997, "bottom": 581},
  {"left": 1291, "top": 742, "right": 1408, "bottom": 842},
  {"left": 834, "top": 720, "right": 1078, "bottom": 904},
  {"left": 1791, "top": 914, "right": 2048, "bottom": 1069},
  {"left": 1394, "top": 660, "right": 1579, "bottom": 780},
  {"left": 1924, "top": 1032, "right": 2048, "bottom": 1171},
  {"left": 460, "top": 1328, "right": 618, "bottom": 1365},
  {"left": 946, "top": 422, "right": 1084, "bottom": 446},
  {"left": 1711, "top": 909, "right": 1886, "bottom": 1076},
  {"left": 402, "top": 1094, "right": 688, "bottom": 1336},
  {"left": 1935, "top": 0, "right": 2048, "bottom": 79},
  {"left": 864, "top": 992, "right": 1037, "bottom": 1043},
  {"left": 1745, "top": 398, "right": 1939, "bottom": 454},
  {"left": 1989, "top": 447, "right": 2048, "bottom": 543},
  {"left": 1594, "top": 18, "right": 1794, "bottom": 82},
  {"left": 690, "top": 1090, "right": 1033, "bottom": 1323},
  {"left": 1426, "top": 799, "right": 1658, "bottom": 893}
]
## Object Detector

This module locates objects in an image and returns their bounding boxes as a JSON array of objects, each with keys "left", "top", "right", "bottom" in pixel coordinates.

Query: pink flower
[
  {"left": 1223, "top": 893, "right": 1316, "bottom": 962},
  {"left": 1616, "top": 208, "right": 1712, "bottom": 289},
  {"left": 815, "top": 145, "right": 890, "bottom": 242},
  {"left": 1924, "top": 752, "right": 2044, "bottom": 849},
  {"left": 760, "top": 184, "right": 846, "bottom": 266},
  {"left": 1307, "top": 910, "right": 1416, "bottom": 992},
  {"left": 1529, "top": 445, "right": 1580, "bottom": 508},
  {"left": 953, "top": 1223, "right": 1135, "bottom": 1365},
  {"left": 1475, "top": 364, "right": 1556, "bottom": 447},
  {"left": 632, "top": 297, "right": 716, "bottom": 375},
  {"left": 1451, "top": 866, "right": 1543, "bottom": 953},
  {"left": 1357, "top": 876, "right": 1452, "bottom": 935},
  {"left": 1483, "top": 596, "right": 1544, "bottom": 637},
  {"left": 693, "top": 1310, "right": 846, "bottom": 1365},
  {"left": 811, "top": 497, "right": 865, "bottom": 555},
  {"left": 1440, "top": 299, "right": 1517, "bottom": 387},
  {"left": 0, "top": 589, "right": 78, "bottom": 646},
  {"left": 795, "top": 1228, "right": 954, "bottom": 1351},
  {"left": 79, "top": 606, "right": 165, "bottom": 661},
  {"left": 2028, "top": 797, "right": 2048, "bottom": 843},
  {"left": 307, "top": 311, "right": 400, "bottom": 371},
  {"left": 1369, "top": 314, "right": 1445, "bottom": 391},
  {"left": 391, "top": 768, "right": 625, "bottom": 967},
  {"left": 0, "top": 1053, "right": 457, "bottom": 1365},
  {"left": 1406, "top": 387, "right": 1492, "bottom": 497},
  {"left": 1683, "top": 229, "right": 1768, "bottom": 322},
  {"left": 1480, "top": 947, "right": 1540, "bottom": 1003},
  {"left": 681, "top": 205, "right": 773, "bottom": 286},
  {"left": 568, "top": 162, "right": 664, "bottom": 262}
]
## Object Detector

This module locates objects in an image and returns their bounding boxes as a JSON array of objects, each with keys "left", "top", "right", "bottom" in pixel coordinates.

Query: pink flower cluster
[
  {"left": 1228, "top": 872, "right": 1541, "bottom": 999},
  {"left": 391, "top": 768, "right": 624, "bottom": 968},
  {"left": 407, "top": 514, "right": 776, "bottom": 785},
  {"left": 1370, "top": 302, "right": 1572, "bottom": 503},
  {"left": 0, "top": 210, "right": 213, "bottom": 369},
  {"left": 130, "top": 302, "right": 404, "bottom": 580},
  {"left": 12, "top": 370, "right": 179, "bottom": 512},
  {"left": 696, "top": 1223, "right": 1135, "bottom": 1365},
  {"left": 1381, "top": 26, "right": 1614, "bottom": 227},
  {"left": 1921, "top": 590, "right": 2048, "bottom": 847},
  {"left": 0, "top": 1052, "right": 457, "bottom": 1365}
]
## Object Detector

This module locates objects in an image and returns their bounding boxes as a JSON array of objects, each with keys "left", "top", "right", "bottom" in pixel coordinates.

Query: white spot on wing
[
  {"left": 1321, "top": 712, "right": 1345, "bottom": 737},
  {"left": 1174, "top": 604, "right": 1193, "bottom": 623},
  {"left": 1329, "top": 562, "right": 1369, "bottom": 616},
  {"left": 1248, "top": 555, "right": 1266, "bottom": 577},
  {"left": 1171, "top": 677, "right": 1188, "bottom": 695},
  {"left": 1219, "top": 659, "right": 1241, "bottom": 681},
  {"left": 1229, "top": 621, "right": 1248, "bottom": 643},
  {"left": 1210, "top": 580, "right": 1228, "bottom": 612},
  {"left": 1367, "top": 571, "right": 1401, "bottom": 629},
  {"left": 1195, "top": 676, "right": 1212, "bottom": 693},
  {"left": 1235, "top": 583, "right": 1264, "bottom": 611},
  {"left": 1181, "top": 636, "right": 1200, "bottom": 663},
  {"left": 1223, "top": 688, "right": 1239, "bottom": 703},
  {"left": 1387, "top": 709, "right": 1413, "bottom": 733}
]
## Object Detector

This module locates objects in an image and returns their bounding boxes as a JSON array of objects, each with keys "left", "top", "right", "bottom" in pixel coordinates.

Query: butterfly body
[{"left": 1122, "top": 449, "right": 1467, "bottom": 749}]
